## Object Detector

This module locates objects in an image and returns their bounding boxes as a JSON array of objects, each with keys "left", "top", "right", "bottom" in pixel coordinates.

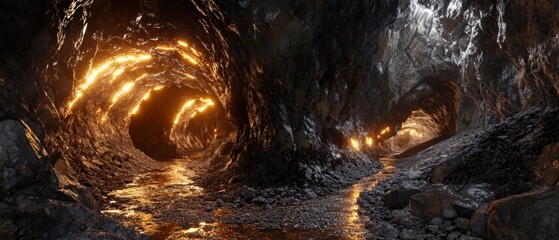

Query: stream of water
[{"left": 102, "top": 158, "right": 396, "bottom": 239}]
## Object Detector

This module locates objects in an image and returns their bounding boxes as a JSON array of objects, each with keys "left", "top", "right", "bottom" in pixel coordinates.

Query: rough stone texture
[
  {"left": 0, "top": 0, "right": 557, "bottom": 238},
  {"left": 452, "top": 184, "right": 495, "bottom": 218},
  {"left": 410, "top": 185, "right": 456, "bottom": 220},
  {"left": 383, "top": 182, "right": 423, "bottom": 209},
  {"left": 482, "top": 187, "right": 559, "bottom": 240},
  {"left": 0, "top": 120, "right": 49, "bottom": 197}
]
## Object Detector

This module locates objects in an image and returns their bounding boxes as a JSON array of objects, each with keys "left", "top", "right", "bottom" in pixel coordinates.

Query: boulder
[
  {"left": 376, "top": 221, "right": 399, "bottom": 239},
  {"left": 384, "top": 187, "right": 422, "bottom": 209},
  {"left": 452, "top": 184, "right": 495, "bottom": 218},
  {"left": 238, "top": 186, "right": 256, "bottom": 201},
  {"left": 442, "top": 205, "right": 458, "bottom": 219},
  {"left": 410, "top": 185, "right": 456, "bottom": 220},
  {"left": 481, "top": 187, "right": 559, "bottom": 239},
  {"left": 454, "top": 218, "right": 470, "bottom": 230},
  {"left": 0, "top": 119, "right": 49, "bottom": 196},
  {"left": 470, "top": 205, "right": 488, "bottom": 238}
]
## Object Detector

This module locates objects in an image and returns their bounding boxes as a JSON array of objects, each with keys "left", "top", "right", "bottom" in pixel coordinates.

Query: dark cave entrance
[
  {"left": 128, "top": 85, "right": 236, "bottom": 159},
  {"left": 374, "top": 79, "right": 461, "bottom": 156}
]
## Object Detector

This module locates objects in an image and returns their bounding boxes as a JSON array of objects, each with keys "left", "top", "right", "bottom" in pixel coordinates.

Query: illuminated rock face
[
  {"left": 0, "top": 0, "right": 557, "bottom": 237},
  {"left": 1, "top": 0, "right": 558, "bottom": 186}
]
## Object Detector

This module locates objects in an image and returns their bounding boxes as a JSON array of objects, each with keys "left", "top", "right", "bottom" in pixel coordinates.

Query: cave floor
[{"left": 101, "top": 154, "right": 396, "bottom": 239}]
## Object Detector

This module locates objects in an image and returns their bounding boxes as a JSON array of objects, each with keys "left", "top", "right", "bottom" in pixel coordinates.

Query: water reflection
[
  {"left": 102, "top": 158, "right": 398, "bottom": 239},
  {"left": 102, "top": 159, "right": 204, "bottom": 236},
  {"left": 343, "top": 157, "right": 396, "bottom": 239}
]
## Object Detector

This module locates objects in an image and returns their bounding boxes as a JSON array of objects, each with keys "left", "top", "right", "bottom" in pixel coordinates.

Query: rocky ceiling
[{"left": 0, "top": 0, "right": 557, "bottom": 239}]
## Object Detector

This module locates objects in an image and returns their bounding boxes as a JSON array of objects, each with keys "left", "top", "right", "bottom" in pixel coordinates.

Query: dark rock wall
[{"left": 0, "top": 0, "right": 557, "bottom": 224}]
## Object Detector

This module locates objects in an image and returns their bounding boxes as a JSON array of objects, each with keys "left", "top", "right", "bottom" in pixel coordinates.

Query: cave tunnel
[
  {"left": 128, "top": 85, "right": 235, "bottom": 159},
  {"left": 1, "top": 0, "right": 558, "bottom": 239},
  {"left": 369, "top": 78, "right": 461, "bottom": 157}
]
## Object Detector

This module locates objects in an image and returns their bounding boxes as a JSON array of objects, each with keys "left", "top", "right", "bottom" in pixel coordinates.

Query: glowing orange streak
[
  {"left": 173, "top": 99, "right": 196, "bottom": 125},
  {"left": 365, "top": 137, "right": 374, "bottom": 146},
  {"left": 380, "top": 126, "right": 391, "bottom": 135},
  {"left": 156, "top": 45, "right": 176, "bottom": 51},
  {"left": 177, "top": 40, "right": 189, "bottom": 48},
  {"left": 350, "top": 138, "right": 360, "bottom": 151},
  {"left": 178, "top": 50, "right": 198, "bottom": 65},
  {"left": 66, "top": 53, "right": 152, "bottom": 114},
  {"left": 190, "top": 47, "right": 200, "bottom": 57},
  {"left": 111, "top": 67, "right": 125, "bottom": 82}
]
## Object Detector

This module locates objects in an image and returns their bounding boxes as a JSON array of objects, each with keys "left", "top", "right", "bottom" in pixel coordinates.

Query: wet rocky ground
[
  {"left": 102, "top": 155, "right": 396, "bottom": 239},
  {"left": 358, "top": 106, "right": 559, "bottom": 239}
]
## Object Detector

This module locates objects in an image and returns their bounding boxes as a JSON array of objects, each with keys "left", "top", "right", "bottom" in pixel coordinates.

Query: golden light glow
[
  {"left": 130, "top": 104, "right": 141, "bottom": 115},
  {"left": 155, "top": 45, "right": 176, "bottom": 51},
  {"left": 174, "top": 99, "right": 196, "bottom": 125},
  {"left": 65, "top": 40, "right": 206, "bottom": 122},
  {"left": 66, "top": 53, "right": 152, "bottom": 114},
  {"left": 365, "top": 137, "right": 374, "bottom": 146},
  {"left": 380, "top": 126, "right": 391, "bottom": 135},
  {"left": 350, "top": 138, "right": 360, "bottom": 150},
  {"left": 177, "top": 40, "right": 189, "bottom": 48},
  {"left": 111, "top": 67, "right": 125, "bottom": 82},
  {"left": 112, "top": 82, "right": 135, "bottom": 103},
  {"left": 178, "top": 50, "right": 198, "bottom": 65},
  {"left": 190, "top": 47, "right": 200, "bottom": 57},
  {"left": 172, "top": 98, "right": 215, "bottom": 132},
  {"left": 400, "top": 128, "right": 423, "bottom": 138}
]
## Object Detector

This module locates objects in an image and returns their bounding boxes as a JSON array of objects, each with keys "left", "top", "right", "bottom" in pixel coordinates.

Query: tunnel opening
[
  {"left": 129, "top": 85, "right": 236, "bottom": 160},
  {"left": 370, "top": 79, "right": 461, "bottom": 157}
]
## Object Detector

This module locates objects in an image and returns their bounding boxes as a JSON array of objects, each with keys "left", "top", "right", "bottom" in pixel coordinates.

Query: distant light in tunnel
[
  {"left": 365, "top": 137, "right": 374, "bottom": 146},
  {"left": 196, "top": 98, "right": 215, "bottom": 112},
  {"left": 350, "top": 138, "right": 360, "bottom": 150},
  {"left": 380, "top": 126, "right": 391, "bottom": 135},
  {"left": 171, "top": 98, "right": 215, "bottom": 133}
]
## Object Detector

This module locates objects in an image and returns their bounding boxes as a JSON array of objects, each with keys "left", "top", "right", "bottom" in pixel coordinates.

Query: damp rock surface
[{"left": 0, "top": 0, "right": 557, "bottom": 239}]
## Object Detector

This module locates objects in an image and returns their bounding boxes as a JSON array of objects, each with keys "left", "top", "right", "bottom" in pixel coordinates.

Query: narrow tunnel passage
[
  {"left": 370, "top": 79, "right": 461, "bottom": 156},
  {"left": 129, "top": 85, "right": 236, "bottom": 159}
]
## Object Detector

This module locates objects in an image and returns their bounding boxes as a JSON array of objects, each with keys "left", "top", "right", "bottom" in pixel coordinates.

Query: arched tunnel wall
[{"left": 0, "top": 0, "right": 557, "bottom": 205}]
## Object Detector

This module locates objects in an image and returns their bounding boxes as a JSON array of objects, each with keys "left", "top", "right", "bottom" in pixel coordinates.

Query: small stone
[
  {"left": 390, "top": 209, "right": 408, "bottom": 221},
  {"left": 426, "top": 224, "right": 439, "bottom": 233},
  {"left": 454, "top": 218, "right": 470, "bottom": 230},
  {"left": 458, "top": 236, "right": 484, "bottom": 240},
  {"left": 399, "top": 229, "right": 418, "bottom": 240},
  {"left": 447, "top": 231, "right": 462, "bottom": 240},
  {"left": 399, "top": 218, "right": 414, "bottom": 227},
  {"left": 215, "top": 199, "right": 224, "bottom": 207},
  {"left": 303, "top": 189, "right": 317, "bottom": 199},
  {"left": 377, "top": 221, "right": 399, "bottom": 239},
  {"left": 445, "top": 226, "right": 456, "bottom": 232},
  {"left": 252, "top": 196, "right": 270, "bottom": 204},
  {"left": 442, "top": 206, "right": 458, "bottom": 219},
  {"left": 444, "top": 220, "right": 453, "bottom": 227},
  {"left": 239, "top": 186, "right": 256, "bottom": 201},
  {"left": 430, "top": 217, "right": 444, "bottom": 226}
]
